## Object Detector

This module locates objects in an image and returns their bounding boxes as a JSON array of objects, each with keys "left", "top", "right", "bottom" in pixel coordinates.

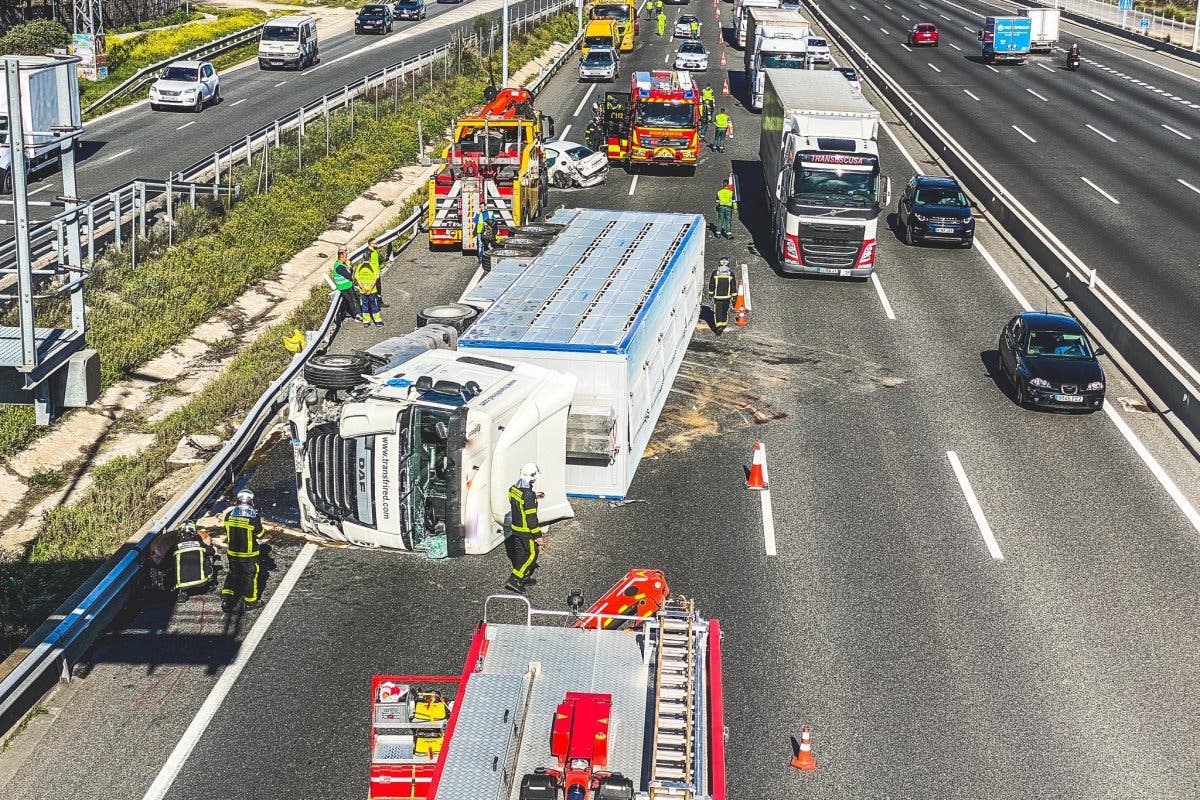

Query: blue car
[{"left": 897, "top": 174, "right": 975, "bottom": 247}]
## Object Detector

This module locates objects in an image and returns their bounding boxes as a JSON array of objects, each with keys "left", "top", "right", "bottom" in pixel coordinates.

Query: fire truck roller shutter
[{"left": 417, "top": 303, "right": 478, "bottom": 333}]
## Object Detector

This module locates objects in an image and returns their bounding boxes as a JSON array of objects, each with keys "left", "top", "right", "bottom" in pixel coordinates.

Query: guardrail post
[
  {"left": 166, "top": 176, "right": 173, "bottom": 248},
  {"left": 190, "top": 184, "right": 196, "bottom": 208},
  {"left": 273, "top": 119, "right": 280, "bottom": 150},
  {"left": 138, "top": 181, "right": 147, "bottom": 237},
  {"left": 110, "top": 191, "right": 122, "bottom": 252},
  {"left": 86, "top": 205, "right": 94, "bottom": 265},
  {"left": 245, "top": 134, "right": 252, "bottom": 166},
  {"left": 212, "top": 153, "right": 221, "bottom": 198},
  {"left": 53, "top": 220, "right": 63, "bottom": 264}
]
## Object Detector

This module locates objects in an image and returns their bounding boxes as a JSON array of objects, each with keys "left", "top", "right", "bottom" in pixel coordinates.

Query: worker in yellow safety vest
[
  {"left": 504, "top": 463, "right": 545, "bottom": 594},
  {"left": 221, "top": 490, "right": 264, "bottom": 613},
  {"left": 713, "top": 108, "right": 731, "bottom": 152},
  {"left": 707, "top": 258, "right": 735, "bottom": 333},
  {"left": 656, "top": 10, "right": 666, "bottom": 36},
  {"left": 355, "top": 255, "right": 383, "bottom": 327},
  {"left": 715, "top": 182, "right": 737, "bottom": 239}
]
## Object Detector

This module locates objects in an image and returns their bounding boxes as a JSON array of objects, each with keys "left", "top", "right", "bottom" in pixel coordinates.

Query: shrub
[{"left": 0, "top": 20, "right": 71, "bottom": 56}]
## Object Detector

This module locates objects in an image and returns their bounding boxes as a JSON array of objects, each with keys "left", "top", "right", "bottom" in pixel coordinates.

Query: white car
[
  {"left": 674, "top": 14, "right": 701, "bottom": 39},
  {"left": 834, "top": 66, "right": 861, "bottom": 93},
  {"left": 545, "top": 140, "right": 608, "bottom": 188},
  {"left": 674, "top": 41, "right": 709, "bottom": 71},
  {"left": 149, "top": 60, "right": 221, "bottom": 112},
  {"left": 579, "top": 45, "right": 619, "bottom": 81},
  {"left": 806, "top": 36, "right": 831, "bottom": 64}
]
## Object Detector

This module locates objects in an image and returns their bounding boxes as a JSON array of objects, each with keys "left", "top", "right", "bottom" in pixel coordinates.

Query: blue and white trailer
[{"left": 981, "top": 16, "right": 1032, "bottom": 64}]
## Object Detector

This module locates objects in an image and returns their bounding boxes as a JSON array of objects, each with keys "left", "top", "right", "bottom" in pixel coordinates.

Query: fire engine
[
  {"left": 602, "top": 71, "right": 701, "bottom": 170},
  {"left": 367, "top": 570, "right": 726, "bottom": 800},
  {"left": 427, "top": 88, "right": 556, "bottom": 251}
]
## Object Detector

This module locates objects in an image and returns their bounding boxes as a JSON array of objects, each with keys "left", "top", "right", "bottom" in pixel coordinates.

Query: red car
[{"left": 908, "top": 22, "right": 939, "bottom": 46}]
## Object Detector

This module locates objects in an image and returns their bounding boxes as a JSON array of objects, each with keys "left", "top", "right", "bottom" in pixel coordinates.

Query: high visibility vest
[
  {"left": 709, "top": 271, "right": 734, "bottom": 300},
  {"left": 508, "top": 485, "right": 541, "bottom": 535},
  {"left": 717, "top": 186, "right": 735, "bottom": 207},
  {"left": 655, "top": 0, "right": 662, "bottom": 8},
  {"left": 690, "top": 22, "right": 698, "bottom": 33},
  {"left": 702, "top": 88, "right": 714, "bottom": 103},
  {"left": 474, "top": 211, "right": 489, "bottom": 234},
  {"left": 224, "top": 512, "right": 261, "bottom": 558},
  {"left": 715, "top": 112, "right": 729, "bottom": 130},
  {"left": 355, "top": 262, "right": 380, "bottom": 294},
  {"left": 369, "top": 247, "right": 382, "bottom": 272},
  {"left": 331, "top": 260, "right": 353, "bottom": 291}
]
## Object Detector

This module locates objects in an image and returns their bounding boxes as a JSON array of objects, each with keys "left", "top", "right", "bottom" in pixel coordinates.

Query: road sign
[
  {"left": 1117, "top": 0, "right": 1132, "bottom": 10},
  {"left": 1138, "top": 16, "right": 1151, "bottom": 30}
]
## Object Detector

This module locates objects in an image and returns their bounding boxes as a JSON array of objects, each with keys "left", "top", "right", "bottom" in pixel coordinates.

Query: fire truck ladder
[{"left": 648, "top": 597, "right": 704, "bottom": 799}]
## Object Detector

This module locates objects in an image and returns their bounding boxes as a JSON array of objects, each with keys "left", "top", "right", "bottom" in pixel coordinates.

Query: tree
[{"left": 0, "top": 20, "right": 71, "bottom": 56}]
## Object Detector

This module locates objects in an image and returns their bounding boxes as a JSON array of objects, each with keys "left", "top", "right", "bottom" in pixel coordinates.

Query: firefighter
[
  {"left": 484, "top": 83, "right": 499, "bottom": 102},
  {"left": 331, "top": 247, "right": 359, "bottom": 321},
  {"left": 172, "top": 521, "right": 216, "bottom": 602},
  {"left": 504, "top": 463, "right": 544, "bottom": 594},
  {"left": 715, "top": 181, "right": 737, "bottom": 239},
  {"left": 708, "top": 258, "right": 735, "bottom": 334},
  {"left": 713, "top": 107, "right": 731, "bottom": 152},
  {"left": 221, "top": 490, "right": 263, "bottom": 613},
  {"left": 585, "top": 113, "right": 604, "bottom": 153},
  {"left": 356, "top": 252, "right": 384, "bottom": 327},
  {"left": 656, "top": 10, "right": 666, "bottom": 36}
]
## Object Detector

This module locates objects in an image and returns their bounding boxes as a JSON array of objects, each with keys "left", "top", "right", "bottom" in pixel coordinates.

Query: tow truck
[
  {"left": 602, "top": 71, "right": 701, "bottom": 170},
  {"left": 589, "top": 0, "right": 638, "bottom": 51},
  {"left": 427, "top": 88, "right": 555, "bottom": 251},
  {"left": 367, "top": 570, "right": 725, "bottom": 800}
]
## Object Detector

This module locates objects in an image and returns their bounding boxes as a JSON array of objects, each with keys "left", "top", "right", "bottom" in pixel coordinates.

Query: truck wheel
[
  {"left": 484, "top": 247, "right": 539, "bottom": 270},
  {"left": 552, "top": 171, "right": 572, "bottom": 188},
  {"left": 502, "top": 236, "right": 546, "bottom": 250},
  {"left": 303, "top": 353, "right": 370, "bottom": 390},
  {"left": 417, "top": 303, "right": 478, "bottom": 333},
  {"left": 0, "top": 170, "right": 11, "bottom": 195},
  {"left": 514, "top": 224, "right": 563, "bottom": 237}
]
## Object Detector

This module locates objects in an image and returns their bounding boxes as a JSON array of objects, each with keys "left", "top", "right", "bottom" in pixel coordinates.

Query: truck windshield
[
  {"left": 760, "top": 53, "right": 807, "bottom": 69},
  {"left": 591, "top": 6, "right": 628, "bottom": 20},
  {"left": 262, "top": 25, "right": 300, "bottom": 41},
  {"left": 585, "top": 36, "right": 614, "bottom": 49},
  {"left": 792, "top": 165, "right": 877, "bottom": 207},
  {"left": 637, "top": 102, "right": 695, "bottom": 128},
  {"left": 404, "top": 405, "right": 452, "bottom": 547}
]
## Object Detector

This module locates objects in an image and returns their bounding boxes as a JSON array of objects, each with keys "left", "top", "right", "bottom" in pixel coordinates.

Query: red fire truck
[
  {"left": 367, "top": 570, "right": 726, "bottom": 800},
  {"left": 427, "top": 88, "right": 556, "bottom": 251},
  {"left": 602, "top": 71, "right": 701, "bottom": 170}
]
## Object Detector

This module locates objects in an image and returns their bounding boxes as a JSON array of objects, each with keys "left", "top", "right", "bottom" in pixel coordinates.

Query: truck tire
[
  {"left": 552, "top": 170, "right": 572, "bottom": 188},
  {"left": 501, "top": 236, "right": 546, "bottom": 250},
  {"left": 515, "top": 224, "right": 564, "bottom": 237},
  {"left": 483, "top": 247, "right": 539, "bottom": 270},
  {"left": 417, "top": 303, "right": 478, "bottom": 333},
  {"left": 303, "top": 353, "right": 370, "bottom": 390},
  {"left": 0, "top": 169, "right": 11, "bottom": 195}
]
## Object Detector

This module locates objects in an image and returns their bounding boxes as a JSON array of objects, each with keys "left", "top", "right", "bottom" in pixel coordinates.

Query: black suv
[
  {"left": 897, "top": 175, "right": 975, "bottom": 247},
  {"left": 356, "top": 4, "right": 394, "bottom": 34},
  {"left": 393, "top": 0, "right": 426, "bottom": 19}
]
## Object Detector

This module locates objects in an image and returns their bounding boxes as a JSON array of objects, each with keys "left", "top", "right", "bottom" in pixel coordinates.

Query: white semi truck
[
  {"left": 289, "top": 208, "right": 705, "bottom": 555},
  {"left": 0, "top": 56, "right": 81, "bottom": 194},
  {"left": 744, "top": 7, "right": 811, "bottom": 111},
  {"left": 1019, "top": 7, "right": 1060, "bottom": 53},
  {"left": 760, "top": 69, "right": 889, "bottom": 277},
  {"left": 732, "top": 0, "right": 781, "bottom": 49}
]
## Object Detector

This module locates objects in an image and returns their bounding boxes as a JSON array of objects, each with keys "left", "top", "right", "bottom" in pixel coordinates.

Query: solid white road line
[
  {"left": 176, "top": 121, "right": 195, "bottom": 130},
  {"left": 1081, "top": 176, "right": 1120, "bottom": 204},
  {"left": 760, "top": 488, "right": 777, "bottom": 556},
  {"left": 963, "top": 88, "right": 980, "bottom": 101},
  {"left": 1161, "top": 124, "right": 1193, "bottom": 140},
  {"left": 105, "top": 147, "right": 134, "bottom": 162},
  {"left": 1026, "top": 88, "right": 1049, "bottom": 102},
  {"left": 229, "top": 98, "right": 247, "bottom": 107},
  {"left": 1085, "top": 123, "right": 1116, "bottom": 143},
  {"left": 1011, "top": 125, "right": 1036, "bottom": 143},
  {"left": 985, "top": 65, "right": 1000, "bottom": 74},
  {"left": 573, "top": 84, "right": 597, "bottom": 118},
  {"left": 28, "top": 185, "right": 51, "bottom": 196},
  {"left": 557, "top": 124, "right": 572, "bottom": 141},
  {"left": 975, "top": 238, "right": 1032, "bottom": 311},
  {"left": 947, "top": 451, "right": 1005, "bottom": 561},
  {"left": 1177, "top": 178, "right": 1200, "bottom": 197},
  {"left": 928, "top": 62, "right": 942, "bottom": 72},
  {"left": 142, "top": 543, "right": 319, "bottom": 800},
  {"left": 871, "top": 273, "right": 896, "bottom": 320},
  {"left": 1102, "top": 403, "right": 1200, "bottom": 535},
  {"left": 1090, "top": 88, "right": 1116, "bottom": 102},
  {"left": 628, "top": 173, "right": 639, "bottom": 196},
  {"left": 881, "top": 121, "right": 919, "bottom": 172}
]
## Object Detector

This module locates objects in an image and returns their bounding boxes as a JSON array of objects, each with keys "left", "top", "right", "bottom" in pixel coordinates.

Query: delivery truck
[
  {"left": 1019, "top": 7, "right": 1060, "bottom": 53},
  {"left": 759, "top": 69, "right": 889, "bottom": 278},
  {"left": 744, "top": 7, "right": 811, "bottom": 111},
  {"left": 0, "top": 56, "right": 81, "bottom": 194},
  {"left": 291, "top": 208, "right": 705, "bottom": 555},
  {"left": 733, "top": 0, "right": 781, "bottom": 49},
  {"left": 980, "top": 16, "right": 1032, "bottom": 64}
]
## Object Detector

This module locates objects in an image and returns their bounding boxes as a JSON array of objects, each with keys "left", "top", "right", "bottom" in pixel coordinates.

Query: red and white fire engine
[
  {"left": 602, "top": 71, "right": 701, "bottom": 170},
  {"left": 367, "top": 570, "right": 726, "bottom": 800}
]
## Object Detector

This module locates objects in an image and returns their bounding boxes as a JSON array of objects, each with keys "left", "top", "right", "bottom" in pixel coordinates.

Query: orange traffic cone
[
  {"left": 719, "top": 50, "right": 727, "bottom": 67},
  {"left": 791, "top": 727, "right": 817, "bottom": 771},
  {"left": 734, "top": 281, "right": 748, "bottom": 327},
  {"left": 746, "top": 442, "right": 768, "bottom": 490},
  {"left": 721, "top": 76, "right": 730, "bottom": 96}
]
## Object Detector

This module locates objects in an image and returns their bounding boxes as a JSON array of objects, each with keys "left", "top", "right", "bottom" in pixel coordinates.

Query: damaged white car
[{"left": 544, "top": 140, "right": 608, "bottom": 188}]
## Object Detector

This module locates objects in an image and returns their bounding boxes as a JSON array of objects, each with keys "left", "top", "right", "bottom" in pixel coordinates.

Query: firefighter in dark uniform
[
  {"left": 221, "top": 489, "right": 264, "bottom": 613},
  {"left": 504, "top": 463, "right": 544, "bottom": 594},
  {"left": 707, "top": 257, "right": 735, "bottom": 334}
]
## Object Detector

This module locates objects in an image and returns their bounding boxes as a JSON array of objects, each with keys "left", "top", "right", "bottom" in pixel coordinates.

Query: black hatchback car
[
  {"left": 356, "top": 4, "right": 394, "bottom": 34},
  {"left": 393, "top": 0, "right": 426, "bottom": 19},
  {"left": 897, "top": 175, "right": 975, "bottom": 247},
  {"left": 997, "top": 312, "right": 1105, "bottom": 412}
]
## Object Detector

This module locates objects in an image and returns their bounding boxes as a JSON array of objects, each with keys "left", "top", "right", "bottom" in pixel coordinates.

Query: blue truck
[{"left": 980, "top": 16, "right": 1032, "bottom": 64}]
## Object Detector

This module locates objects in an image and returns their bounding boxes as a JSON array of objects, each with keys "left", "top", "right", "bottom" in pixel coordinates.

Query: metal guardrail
[
  {"left": 0, "top": 9, "right": 581, "bottom": 738},
  {"left": 803, "top": 0, "right": 1200, "bottom": 440},
  {"left": 83, "top": 23, "right": 267, "bottom": 116}
]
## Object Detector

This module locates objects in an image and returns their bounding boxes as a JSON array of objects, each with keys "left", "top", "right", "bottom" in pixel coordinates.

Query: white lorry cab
[
  {"left": 258, "top": 16, "right": 318, "bottom": 70},
  {"left": 0, "top": 56, "right": 80, "bottom": 195},
  {"left": 290, "top": 208, "right": 705, "bottom": 556}
]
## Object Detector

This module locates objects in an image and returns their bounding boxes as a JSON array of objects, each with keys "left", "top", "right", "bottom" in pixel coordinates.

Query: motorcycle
[{"left": 1066, "top": 52, "right": 1081, "bottom": 71}]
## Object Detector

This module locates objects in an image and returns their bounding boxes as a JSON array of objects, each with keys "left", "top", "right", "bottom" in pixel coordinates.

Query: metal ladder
[{"left": 648, "top": 597, "right": 699, "bottom": 799}]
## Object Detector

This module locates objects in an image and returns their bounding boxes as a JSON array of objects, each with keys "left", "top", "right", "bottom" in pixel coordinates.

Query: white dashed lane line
[
  {"left": 1085, "top": 124, "right": 1116, "bottom": 143},
  {"left": 1090, "top": 89, "right": 1116, "bottom": 102},
  {"left": 1011, "top": 125, "right": 1037, "bottom": 143},
  {"left": 1081, "top": 176, "right": 1120, "bottom": 204},
  {"left": 1178, "top": 179, "right": 1200, "bottom": 197},
  {"left": 963, "top": 89, "right": 980, "bottom": 101},
  {"left": 1161, "top": 124, "right": 1193, "bottom": 140},
  {"left": 1027, "top": 88, "right": 1049, "bottom": 102}
]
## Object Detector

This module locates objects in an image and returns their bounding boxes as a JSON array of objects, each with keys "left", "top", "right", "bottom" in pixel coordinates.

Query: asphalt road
[
  {"left": 816, "top": 0, "right": 1200, "bottom": 392},
  {"left": 4, "top": 5, "right": 1200, "bottom": 800}
]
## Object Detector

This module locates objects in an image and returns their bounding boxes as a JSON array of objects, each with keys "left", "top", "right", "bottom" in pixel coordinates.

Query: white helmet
[
  {"left": 520, "top": 463, "right": 540, "bottom": 482},
  {"left": 717, "top": 257, "right": 732, "bottom": 272},
  {"left": 236, "top": 489, "right": 255, "bottom": 505}
]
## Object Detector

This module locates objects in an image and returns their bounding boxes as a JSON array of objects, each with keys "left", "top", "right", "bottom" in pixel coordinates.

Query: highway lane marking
[
  {"left": 573, "top": 84, "right": 597, "bottom": 117},
  {"left": 1010, "top": 125, "right": 1036, "bottom": 143},
  {"left": 28, "top": 185, "right": 51, "bottom": 196},
  {"left": 885, "top": 3, "right": 892, "bottom": 8},
  {"left": 963, "top": 88, "right": 980, "bottom": 100},
  {"left": 881, "top": 27, "right": 890, "bottom": 34},
  {"left": 628, "top": 173, "right": 639, "bottom": 196},
  {"left": 1080, "top": 176, "right": 1120, "bottom": 204},
  {"left": 1036, "top": 62, "right": 1055, "bottom": 73},
  {"left": 862, "top": 14, "right": 871, "bottom": 21},
  {"left": 1178, "top": 178, "right": 1200, "bottom": 197},
  {"left": 939, "top": 13, "right": 951, "bottom": 20},
  {"left": 1026, "top": 88, "right": 1049, "bottom": 102},
  {"left": 664, "top": 52, "right": 670, "bottom": 63},
  {"left": 1102, "top": 403, "right": 1200, "bottom": 535},
  {"left": 141, "top": 543, "right": 319, "bottom": 800},
  {"left": 947, "top": 451, "right": 1004, "bottom": 561},
  {"left": 1085, "top": 124, "right": 1116, "bottom": 143},
  {"left": 962, "top": 24, "right": 972, "bottom": 31},
  {"left": 1161, "top": 124, "right": 1193, "bottom": 140},
  {"left": 1090, "top": 89, "right": 1116, "bottom": 102},
  {"left": 760, "top": 484, "right": 777, "bottom": 557},
  {"left": 104, "top": 147, "right": 134, "bottom": 162},
  {"left": 557, "top": 123, "right": 572, "bottom": 141},
  {"left": 274, "top": 80, "right": 288, "bottom": 88},
  {"left": 230, "top": 98, "right": 247, "bottom": 107},
  {"left": 928, "top": 62, "right": 942, "bottom": 72},
  {"left": 985, "top": 64, "right": 1000, "bottom": 74},
  {"left": 870, "top": 272, "right": 896, "bottom": 320},
  {"left": 176, "top": 121, "right": 195, "bottom": 131},
  {"left": 901, "top": 43, "right": 913, "bottom": 51},
  {"left": 901, "top": 14, "right": 910, "bottom": 20},
  {"left": 948, "top": 41, "right": 962, "bottom": 51}
]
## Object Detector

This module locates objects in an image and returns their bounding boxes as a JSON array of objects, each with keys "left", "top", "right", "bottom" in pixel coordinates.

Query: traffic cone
[
  {"left": 746, "top": 442, "right": 768, "bottom": 490},
  {"left": 791, "top": 727, "right": 817, "bottom": 771},
  {"left": 719, "top": 50, "right": 726, "bottom": 68},
  {"left": 721, "top": 76, "right": 730, "bottom": 96},
  {"left": 734, "top": 281, "right": 748, "bottom": 327}
]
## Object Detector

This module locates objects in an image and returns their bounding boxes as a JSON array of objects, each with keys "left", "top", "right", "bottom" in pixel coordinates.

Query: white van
[{"left": 258, "top": 16, "right": 318, "bottom": 70}]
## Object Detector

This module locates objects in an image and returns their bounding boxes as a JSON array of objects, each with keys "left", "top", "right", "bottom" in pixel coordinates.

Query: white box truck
[
  {"left": 1019, "top": 7, "right": 1060, "bottom": 53},
  {"left": 744, "top": 7, "right": 811, "bottom": 111},
  {"left": 290, "top": 208, "right": 705, "bottom": 555},
  {"left": 759, "top": 69, "right": 889, "bottom": 277},
  {"left": 0, "top": 56, "right": 81, "bottom": 194},
  {"left": 733, "top": 0, "right": 781, "bottom": 49}
]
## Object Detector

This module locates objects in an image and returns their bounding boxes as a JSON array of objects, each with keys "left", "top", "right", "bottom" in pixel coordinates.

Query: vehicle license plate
[{"left": 1054, "top": 394, "right": 1083, "bottom": 403}]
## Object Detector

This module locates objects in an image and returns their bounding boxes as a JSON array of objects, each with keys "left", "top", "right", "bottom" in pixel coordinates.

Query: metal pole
[
  {"left": 1192, "top": 0, "right": 1198, "bottom": 50},
  {"left": 503, "top": 0, "right": 510, "bottom": 86},
  {"left": 6, "top": 60, "right": 36, "bottom": 369},
  {"left": 578, "top": 0, "right": 584, "bottom": 35},
  {"left": 53, "top": 61, "right": 85, "bottom": 335}
]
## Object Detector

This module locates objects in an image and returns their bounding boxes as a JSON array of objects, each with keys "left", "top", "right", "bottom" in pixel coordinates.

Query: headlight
[
  {"left": 1029, "top": 377, "right": 1051, "bottom": 389},
  {"left": 1087, "top": 381, "right": 1104, "bottom": 391},
  {"left": 913, "top": 213, "right": 928, "bottom": 222}
]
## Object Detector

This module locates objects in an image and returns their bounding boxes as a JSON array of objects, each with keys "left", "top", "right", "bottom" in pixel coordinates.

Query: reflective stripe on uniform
[
  {"left": 224, "top": 517, "right": 260, "bottom": 557},
  {"left": 513, "top": 539, "right": 538, "bottom": 579},
  {"left": 508, "top": 486, "right": 541, "bottom": 534}
]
